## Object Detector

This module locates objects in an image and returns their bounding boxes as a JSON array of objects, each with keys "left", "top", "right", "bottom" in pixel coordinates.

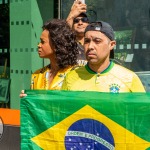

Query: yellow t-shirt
[
  {"left": 62, "top": 62, "right": 145, "bottom": 93},
  {"left": 30, "top": 65, "right": 74, "bottom": 90}
]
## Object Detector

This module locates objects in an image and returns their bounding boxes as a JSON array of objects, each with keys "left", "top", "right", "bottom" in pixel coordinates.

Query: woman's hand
[{"left": 19, "top": 90, "right": 27, "bottom": 98}]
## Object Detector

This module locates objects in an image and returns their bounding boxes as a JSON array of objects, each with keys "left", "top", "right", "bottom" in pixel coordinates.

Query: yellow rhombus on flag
[{"left": 31, "top": 105, "right": 150, "bottom": 150}]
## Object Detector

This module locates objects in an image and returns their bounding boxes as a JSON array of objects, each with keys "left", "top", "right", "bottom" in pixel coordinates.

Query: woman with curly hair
[{"left": 20, "top": 19, "right": 78, "bottom": 97}]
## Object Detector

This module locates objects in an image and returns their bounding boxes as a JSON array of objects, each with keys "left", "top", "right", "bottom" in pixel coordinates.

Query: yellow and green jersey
[
  {"left": 61, "top": 61, "right": 145, "bottom": 93},
  {"left": 30, "top": 65, "right": 73, "bottom": 90}
]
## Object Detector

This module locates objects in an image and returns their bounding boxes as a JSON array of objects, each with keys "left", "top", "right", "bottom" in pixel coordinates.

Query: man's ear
[{"left": 110, "top": 40, "right": 116, "bottom": 50}]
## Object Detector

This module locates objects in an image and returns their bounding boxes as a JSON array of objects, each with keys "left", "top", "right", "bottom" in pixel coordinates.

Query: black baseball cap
[
  {"left": 84, "top": 21, "right": 115, "bottom": 59},
  {"left": 79, "top": 12, "right": 88, "bottom": 18}
]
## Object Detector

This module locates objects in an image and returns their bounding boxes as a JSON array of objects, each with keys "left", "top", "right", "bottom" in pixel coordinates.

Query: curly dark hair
[{"left": 42, "top": 19, "right": 79, "bottom": 69}]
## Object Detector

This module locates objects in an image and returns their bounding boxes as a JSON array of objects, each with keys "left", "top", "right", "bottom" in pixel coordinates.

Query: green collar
[{"left": 85, "top": 61, "right": 114, "bottom": 74}]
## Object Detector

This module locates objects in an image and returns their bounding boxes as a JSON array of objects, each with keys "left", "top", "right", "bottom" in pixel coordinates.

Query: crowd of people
[{"left": 20, "top": 0, "right": 145, "bottom": 98}]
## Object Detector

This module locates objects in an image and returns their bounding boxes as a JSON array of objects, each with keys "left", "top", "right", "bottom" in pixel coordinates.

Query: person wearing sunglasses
[
  {"left": 61, "top": 21, "right": 145, "bottom": 93},
  {"left": 66, "top": 0, "right": 89, "bottom": 66}
]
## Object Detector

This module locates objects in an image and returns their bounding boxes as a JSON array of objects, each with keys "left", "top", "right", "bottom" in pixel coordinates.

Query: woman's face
[{"left": 38, "top": 30, "right": 55, "bottom": 58}]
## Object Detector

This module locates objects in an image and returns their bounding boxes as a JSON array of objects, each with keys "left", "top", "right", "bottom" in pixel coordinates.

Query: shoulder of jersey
[{"left": 33, "top": 64, "right": 50, "bottom": 74}]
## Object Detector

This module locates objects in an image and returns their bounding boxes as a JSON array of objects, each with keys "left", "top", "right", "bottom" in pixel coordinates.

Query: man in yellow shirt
[{"left": 61, "top": 21, "right": 145, "bottom": 93}]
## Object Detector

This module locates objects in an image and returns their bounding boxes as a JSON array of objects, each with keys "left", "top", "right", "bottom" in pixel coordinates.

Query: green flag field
[{"left": 21, "top": 90, "right": 150, "bottom": 150}]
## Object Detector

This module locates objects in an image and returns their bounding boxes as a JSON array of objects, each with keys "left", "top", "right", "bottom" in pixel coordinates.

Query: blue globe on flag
[{"left": 65, "top": 119, "right": 115, "bottom": 150}]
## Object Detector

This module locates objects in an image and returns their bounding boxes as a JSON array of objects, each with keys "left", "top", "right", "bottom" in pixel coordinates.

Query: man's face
[
  {"left": 84, "top": 31, "right": 116, "bottom": 65},
  {"left": 73, "top": 16, "right": 89, "bottom": 36}
]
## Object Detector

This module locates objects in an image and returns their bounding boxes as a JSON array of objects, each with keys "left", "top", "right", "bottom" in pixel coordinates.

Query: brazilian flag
[{"left": 21, "top": 90, "right": 150, "bottom": 150}]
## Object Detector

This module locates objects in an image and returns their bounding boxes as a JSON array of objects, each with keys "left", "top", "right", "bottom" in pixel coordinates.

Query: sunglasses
[{"left": 73, "top": 17, "right": 89, "bottom": 24}]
